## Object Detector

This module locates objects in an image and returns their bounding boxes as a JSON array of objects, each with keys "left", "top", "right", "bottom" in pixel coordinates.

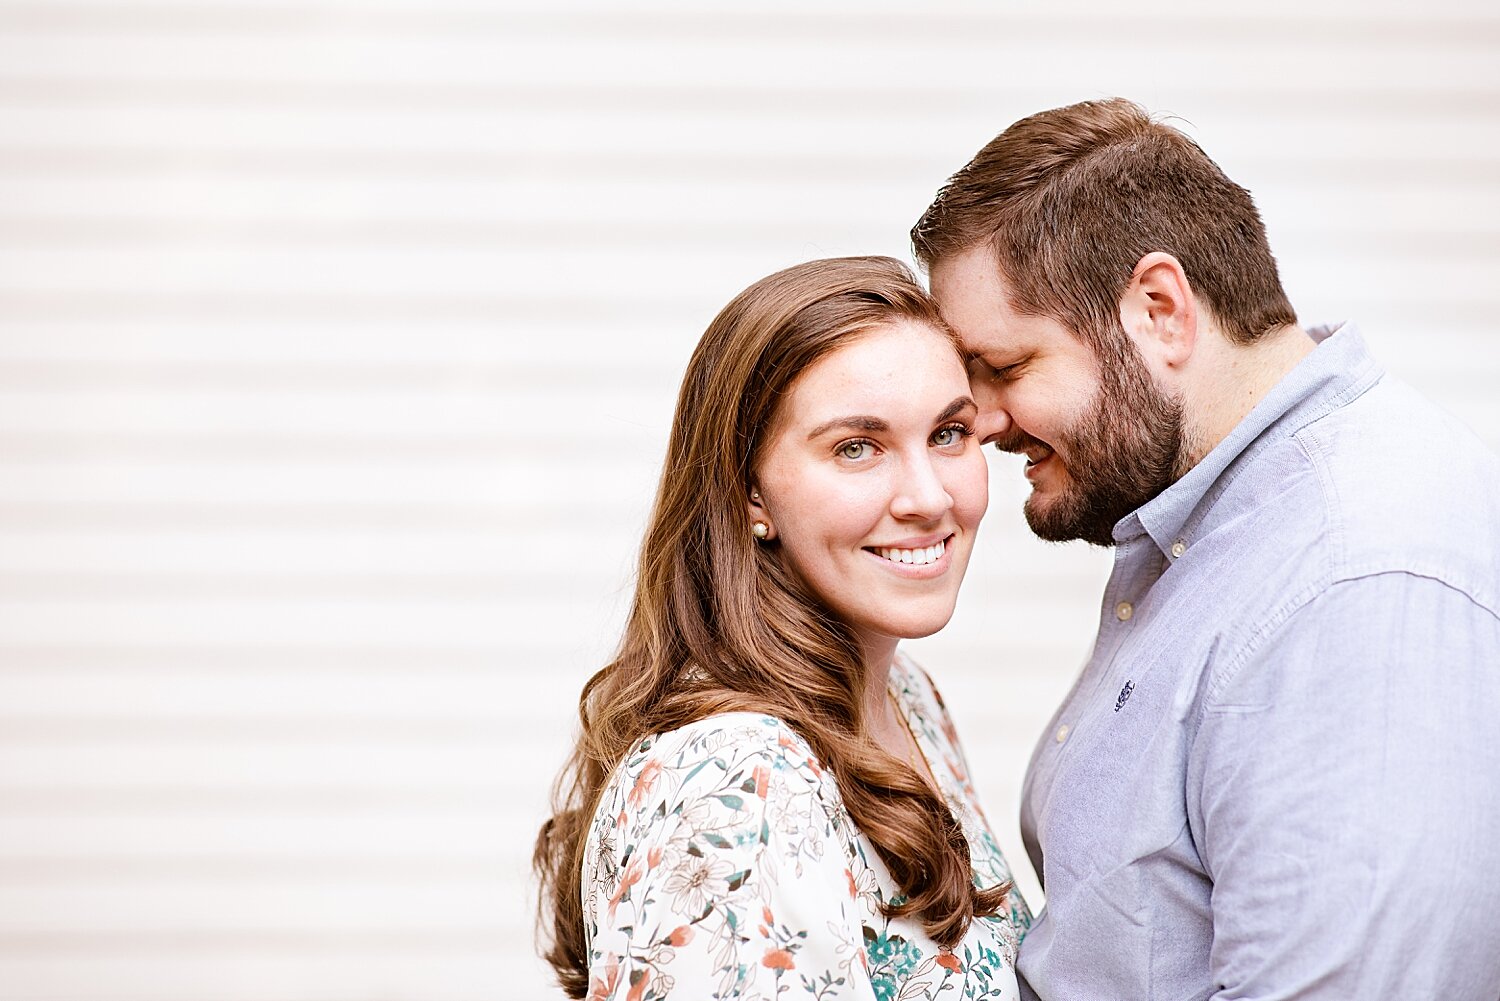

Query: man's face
[{"left": 928, "top": 245, "right": 1185, "bottom": 546}]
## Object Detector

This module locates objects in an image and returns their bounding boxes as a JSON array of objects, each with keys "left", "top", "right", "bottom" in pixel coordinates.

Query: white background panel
[{"left": 1, "top": 2, "right": 1497, "bottom": 1000}]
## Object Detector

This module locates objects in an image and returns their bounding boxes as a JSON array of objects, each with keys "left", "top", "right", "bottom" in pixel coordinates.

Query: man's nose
[{"left": 975, "top": 404, "right": 1013, "bottom": 445}]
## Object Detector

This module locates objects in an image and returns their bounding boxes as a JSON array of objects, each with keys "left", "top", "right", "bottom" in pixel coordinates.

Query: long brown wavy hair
[{"left": 534, "top": 256, "right": 1009, "bottom": 997}]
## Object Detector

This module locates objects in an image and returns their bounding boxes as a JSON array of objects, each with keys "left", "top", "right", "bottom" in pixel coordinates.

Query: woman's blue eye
[
  {"left": 933, "top": 425, "right": 971, "bottom": 447},
  {"left": 839, "top": 441, "right": 871, "bottom": 460}
]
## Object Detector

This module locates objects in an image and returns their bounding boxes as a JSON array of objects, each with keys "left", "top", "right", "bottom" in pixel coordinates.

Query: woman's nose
[{"left": 891, "top": 455, "right": 953, "bottom": 520}]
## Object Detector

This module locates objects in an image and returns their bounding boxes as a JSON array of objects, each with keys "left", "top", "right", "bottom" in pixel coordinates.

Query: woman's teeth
[{"left": 875, "top": 539, "right": 946, "bottom": 566}]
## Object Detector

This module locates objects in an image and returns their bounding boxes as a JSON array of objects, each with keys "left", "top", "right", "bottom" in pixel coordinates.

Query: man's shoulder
[
  {"left": 1169, "top": 373, "right": 1500, "bottom": 724},
  {"left": 1184, "top": 371, "right": 1500, "bottom": 651},
  {"left": 1290, "top": 373, "right": 1500, "bottom": 599},
  {"left": 1299, "top": 371, "right": 1496, "bottom": 477}
]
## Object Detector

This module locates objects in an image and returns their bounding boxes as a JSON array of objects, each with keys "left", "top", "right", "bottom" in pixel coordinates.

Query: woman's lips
[
  {"left": 870, "top": 536, "right": 947, "bottom": 566},
  {"left": 862, "top": 534, "right": 956, "bottom": 576}
]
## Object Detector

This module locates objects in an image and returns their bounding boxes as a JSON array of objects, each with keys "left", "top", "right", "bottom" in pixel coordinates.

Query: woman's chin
[{"left": 866, "top": 601, "right": 961, "bottom": 642}]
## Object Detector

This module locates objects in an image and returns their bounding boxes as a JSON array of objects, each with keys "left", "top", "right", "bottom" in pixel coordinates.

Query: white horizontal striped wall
[{"left": 0, "top": 2, "right": 1496, "bottom": 999}]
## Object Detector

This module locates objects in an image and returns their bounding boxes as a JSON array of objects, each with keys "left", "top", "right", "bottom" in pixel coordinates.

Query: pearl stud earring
[{"left": 752, "top": 521, "right": 769, "bottom": 539}]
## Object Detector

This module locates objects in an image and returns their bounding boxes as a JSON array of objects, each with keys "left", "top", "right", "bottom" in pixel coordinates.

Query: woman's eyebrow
[
  {"left": 804, "top": 398, "right": 974, "bottom": 441},
  {"left": 805, "top": 415, "right": 888, "bottom": 440},
  {"left": 935, "top": 396, "right": 977, "bottom": 423}
]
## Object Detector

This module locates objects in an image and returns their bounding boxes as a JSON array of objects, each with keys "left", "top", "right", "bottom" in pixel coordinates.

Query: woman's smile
[{"left": 863, "top": 533, "right": 955, "bottom": 576}]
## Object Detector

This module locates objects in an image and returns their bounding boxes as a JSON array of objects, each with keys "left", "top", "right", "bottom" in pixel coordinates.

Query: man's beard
[{"left": 994, "top": 340, "right": 1189, "bottom": 547}]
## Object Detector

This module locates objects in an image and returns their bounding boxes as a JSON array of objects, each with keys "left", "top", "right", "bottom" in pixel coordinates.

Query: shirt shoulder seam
[{"left": 1205, "top": 569, "right": 1500, "bottom": 709}]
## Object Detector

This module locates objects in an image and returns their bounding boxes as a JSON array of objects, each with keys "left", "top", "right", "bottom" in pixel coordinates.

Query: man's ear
[{"left": 1119, "top": 252, "right": 1198, "bottom": 370}]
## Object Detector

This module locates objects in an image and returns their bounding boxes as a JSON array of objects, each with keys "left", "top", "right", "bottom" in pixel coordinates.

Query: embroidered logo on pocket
[{"left": 1114, "top": 680, "right": 1135, "bottom": 713}]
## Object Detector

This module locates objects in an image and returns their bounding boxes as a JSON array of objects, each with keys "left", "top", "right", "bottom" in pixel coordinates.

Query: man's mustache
[{"left": 989, "top": 428, "right": 1049, "bottom": 455}]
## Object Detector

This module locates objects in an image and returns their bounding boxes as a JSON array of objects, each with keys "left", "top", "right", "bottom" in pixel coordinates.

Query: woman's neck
[
  {"left": 858, "top": 634, "right": 900, "bottom": 725},
  {"left": 858, "top": 634, "right": 939, "bottom": 791}
]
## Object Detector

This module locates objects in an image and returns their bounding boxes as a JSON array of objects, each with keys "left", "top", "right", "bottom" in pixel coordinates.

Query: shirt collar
[{"left": 1118, "top": 321, "right": 1384, "bottom": 558}]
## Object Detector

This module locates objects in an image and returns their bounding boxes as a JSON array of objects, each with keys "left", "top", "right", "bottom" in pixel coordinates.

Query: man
[{"left": 913, "top": 98, "right": 1500, "bottom": 999}]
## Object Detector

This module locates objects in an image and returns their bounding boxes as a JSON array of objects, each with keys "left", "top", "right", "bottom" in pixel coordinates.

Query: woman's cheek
[{"left": 952, "top": 451, "right": 990, "bottom": 522}]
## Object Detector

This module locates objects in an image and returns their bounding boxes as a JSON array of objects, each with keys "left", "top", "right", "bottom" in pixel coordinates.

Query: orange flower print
[
  {"left": 625, "top": 969, "right": 649, "bottom": 1001},
  {"left": 762, "top": 948, "right": 796, "bottom": 970},
  {"left": 587, "top": 955, "right": 621, "bottom": 1001},
  {"left": 753, "top": 763, "right": 770, "bottom": 799},
  {"left": 763, "top": 906, "right": 775, "bottom": 926},
  {"left": 628, "top": 758, "right": 663, "bottom": 808},
  {"left": 666, "top": 924, "right": 694, "bottom": 947},
  {"left": 607, "top": 857, "right": 645, "bottom": 919},
  {"left": 845, "top": 868, "right": 857, "bottom": 899},
  {"left": 936, "top": 951, "right": 963, "bottom": 973}
]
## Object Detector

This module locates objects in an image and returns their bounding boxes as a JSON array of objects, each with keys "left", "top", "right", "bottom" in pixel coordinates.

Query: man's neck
[{"left": 1181, "top": 323, "right": 1318, "bottom": 470}]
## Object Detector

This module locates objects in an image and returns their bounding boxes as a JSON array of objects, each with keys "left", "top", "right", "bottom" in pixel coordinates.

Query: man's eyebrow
[{"left": 806, "top": 415, "right": 889, "bottom": 440}]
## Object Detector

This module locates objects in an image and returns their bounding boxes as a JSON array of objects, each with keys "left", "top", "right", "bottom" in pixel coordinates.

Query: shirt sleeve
[
  {"left": 585, "top": 720, "right": 875, "bottom": 1000},
  {"left": 1188, "top": 572, "right": 1500, "bottom": 1000}
]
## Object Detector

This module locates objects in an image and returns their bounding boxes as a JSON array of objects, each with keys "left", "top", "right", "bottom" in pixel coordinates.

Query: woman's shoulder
[
  {"left": 606, "top": 712, "right": 831, "bottom": 809},
  {"left": 641, "top": 711, "right": 817, "bottom": 761},
  {"left": 586, "top": 712, "right": 857, "bottom": 899},
  {"left": 581, "top": 718, "right": 879, "bottom": 1000}
]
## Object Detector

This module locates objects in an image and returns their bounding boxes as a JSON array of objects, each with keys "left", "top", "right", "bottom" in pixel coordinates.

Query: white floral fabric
[{"left": 581, "top": 652, "right": 1031, "bottom": 1000}]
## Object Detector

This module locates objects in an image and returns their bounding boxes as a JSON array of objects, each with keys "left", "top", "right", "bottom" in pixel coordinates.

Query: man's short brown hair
[{"left": 912, "top": 98, "right": 1296, "bottom": 350}]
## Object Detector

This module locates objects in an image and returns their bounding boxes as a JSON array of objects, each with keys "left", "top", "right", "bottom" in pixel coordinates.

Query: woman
[{"left": 535, "top": 257, "right": 1031, "bottom": 999}]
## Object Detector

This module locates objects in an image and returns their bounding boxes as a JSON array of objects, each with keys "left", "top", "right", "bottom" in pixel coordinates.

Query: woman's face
[{"left": 751, "top": 320, "right": 988, "bottom": 660}]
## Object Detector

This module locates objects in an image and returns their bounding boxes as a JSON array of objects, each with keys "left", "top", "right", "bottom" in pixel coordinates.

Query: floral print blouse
[{"left": 581, "top": 651, "right": 1032, "bottom": 1000}]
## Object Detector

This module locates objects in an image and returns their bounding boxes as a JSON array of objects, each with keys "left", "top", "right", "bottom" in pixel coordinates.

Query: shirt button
[
  {"left": 1055, "top": 724, "right": 1070, "bottom": 743},
  {"left": 1116, "top": 601, "right": 1133, "bottom": 621},
  {"left": 1171, "top": 540, "right": 1187, "bottom": 558}
]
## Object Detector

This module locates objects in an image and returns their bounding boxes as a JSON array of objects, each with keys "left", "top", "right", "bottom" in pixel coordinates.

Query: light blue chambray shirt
[{"left": 1016, "top": 323, "right": 1500, "bottom": 1001}]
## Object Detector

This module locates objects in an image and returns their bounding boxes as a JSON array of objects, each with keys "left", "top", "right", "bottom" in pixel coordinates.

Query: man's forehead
[
  {"left": 929, "top": 248, "right": 1021, "bottom": 320},
  {"left": 928, "top": 244, "right": 997, "bottom": 290}
]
